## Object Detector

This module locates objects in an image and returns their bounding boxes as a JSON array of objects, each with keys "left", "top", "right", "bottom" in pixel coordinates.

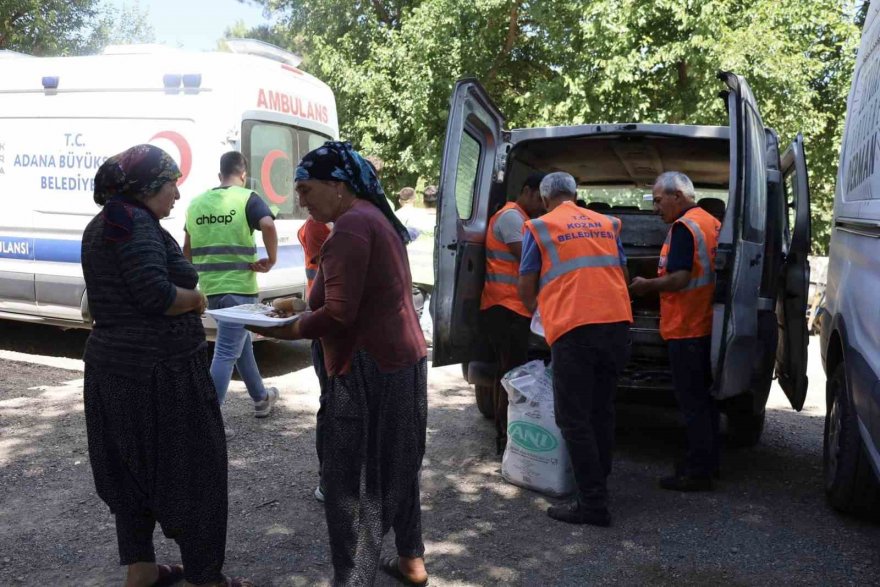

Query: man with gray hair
[
  {"left": 518, "top": 171, "right": 632, "bottom": 526},
  {"left": 629, "top": 171, "right": 722, "bottom": 491}
]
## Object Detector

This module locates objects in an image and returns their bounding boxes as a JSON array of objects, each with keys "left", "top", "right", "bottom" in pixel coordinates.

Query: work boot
[
  {"left": 547, "top": 500, "right": 611, "bottom": 527},
  {"left": 675, "top": 459, "right": 720, "bottom": 480},
  {"left": 659, "top": 473, "right": 713, "bottom": 492}
]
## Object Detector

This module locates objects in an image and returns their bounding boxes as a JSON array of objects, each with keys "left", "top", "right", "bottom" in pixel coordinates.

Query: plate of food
[{"left": 206, "top": 302, "right": 301, "bottom": 327}]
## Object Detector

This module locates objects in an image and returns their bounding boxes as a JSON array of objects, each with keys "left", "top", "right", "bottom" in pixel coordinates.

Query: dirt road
[{"left": 0, "top": 321, "right": 878, "bottom": 586}]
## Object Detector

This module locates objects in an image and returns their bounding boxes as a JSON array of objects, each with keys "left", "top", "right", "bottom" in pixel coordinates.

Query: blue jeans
[{"left": 208, "top": 294, "right": 267, "bottom": 405}]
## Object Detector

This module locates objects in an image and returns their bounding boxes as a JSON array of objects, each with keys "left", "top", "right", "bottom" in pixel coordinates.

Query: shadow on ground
[{"left": 0, "top": 323, "right": 878, "bottom": 586}]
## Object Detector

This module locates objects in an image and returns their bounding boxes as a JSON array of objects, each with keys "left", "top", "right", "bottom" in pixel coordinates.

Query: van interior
[{"left": 503, "top": 133, "right": 730, "bottom": 392}]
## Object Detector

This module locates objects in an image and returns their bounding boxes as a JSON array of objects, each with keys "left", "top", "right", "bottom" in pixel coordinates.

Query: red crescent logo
[
  {"left": 261, "top": 149, "right": 290, "bottom": 204},
  {"left": 150, "top": 131, "right": 192, "bottom": 186}
]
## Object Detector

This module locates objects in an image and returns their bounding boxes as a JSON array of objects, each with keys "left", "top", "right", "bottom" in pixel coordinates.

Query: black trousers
[
  {"left": 84, "top": 350, "right": 228, "bottom": 585},
  {"left": 667, "top": 336, "right": 719, "bottom": 476},
  {"left": 312, "top": 338, "right": 329, "bottom": 481},
  {"left": 323, "top": 351, "right": 427, "bottom": 586},
  {"left": 550, "top": 322, "right": 630, "bottom": 509},
  {"left": 481, "top": 305, "right": 531, "bottom": 453}
]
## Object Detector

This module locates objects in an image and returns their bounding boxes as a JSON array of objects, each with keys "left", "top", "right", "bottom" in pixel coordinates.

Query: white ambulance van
[{"left": 0, "top": 40, "right": 338, "bottom": 331}]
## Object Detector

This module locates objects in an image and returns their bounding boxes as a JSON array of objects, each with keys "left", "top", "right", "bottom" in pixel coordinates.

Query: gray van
[
  {"left": 819, "top": 3, "right": 880, "bottom": 518},
  {"left": 432, "top": 74, "right": 811, "bottom": 447}
]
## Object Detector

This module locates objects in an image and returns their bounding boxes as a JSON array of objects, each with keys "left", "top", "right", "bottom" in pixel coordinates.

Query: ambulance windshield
[{"left": 243, "top": 120, "right": 330, "bottom": 219}]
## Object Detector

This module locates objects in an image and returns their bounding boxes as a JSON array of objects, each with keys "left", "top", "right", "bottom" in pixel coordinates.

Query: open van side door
[
  {"left": 432, "top": 79, "right": 505, "bottom": 366},
  {"left": 776, "top": 134, "right": 811, "bottom": 410},
  {"left": 711, "top": 72, "right": 769, "bottom": 400}
]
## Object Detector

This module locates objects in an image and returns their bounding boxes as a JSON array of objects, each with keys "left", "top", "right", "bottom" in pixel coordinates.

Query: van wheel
[
  {"left": 475, "top": 384, "right": 495, "bottom": 420},
  {"left": 726, "top": 408, "right": 766, "bottom": 448},
  {"left": 824, "top": 364, "right": 880, "bottom": 519}
]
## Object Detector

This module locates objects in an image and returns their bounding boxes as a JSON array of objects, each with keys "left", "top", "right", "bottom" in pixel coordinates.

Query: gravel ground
[{"left": 0, "top": 321, "right": 878, "bottom": 586}]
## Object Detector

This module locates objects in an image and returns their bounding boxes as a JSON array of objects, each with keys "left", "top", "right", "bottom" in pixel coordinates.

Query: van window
[
  {"left": 243, "top": 120, "right": 330, "bottom": 219},
  {"left": 454, "top": 131, "right": 481, "bottom": 220},
  {"left": 742, "top": 106, "right": 767, "bottom": 242},
  {"left": 578, "top": 186, "right": 728, "bottom": 211}
]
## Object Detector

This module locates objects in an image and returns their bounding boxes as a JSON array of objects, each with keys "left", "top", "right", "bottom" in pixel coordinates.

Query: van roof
[{"left": 0, "top": 45, "right": 330, "bottom": 93}]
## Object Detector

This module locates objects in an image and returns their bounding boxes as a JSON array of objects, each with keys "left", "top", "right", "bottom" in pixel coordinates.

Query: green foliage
[
  {"left": 0, "top": 0, "right": 153, "bottom": 56},
  {"left": 252, "top": 0, "right": 862, "bottom": 252},
  {"left": 84, "top": 2, "right": 155, "bottom": 53}
]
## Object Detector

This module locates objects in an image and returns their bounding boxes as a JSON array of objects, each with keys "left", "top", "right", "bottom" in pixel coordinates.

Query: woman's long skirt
[
  {"left": 323, "top": 350, "right": 428, "bottom": 586},
  {"left": 83, "top": 348, "right": 228, "bottom": 585}
]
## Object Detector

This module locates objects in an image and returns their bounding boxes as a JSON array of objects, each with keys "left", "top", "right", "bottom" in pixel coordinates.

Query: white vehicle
[
  {"left": 0, "top": 40, "right": 338, "bottom": 331},
  {"left": 820, "top": 2, "right": 880, "bottom": 518}
]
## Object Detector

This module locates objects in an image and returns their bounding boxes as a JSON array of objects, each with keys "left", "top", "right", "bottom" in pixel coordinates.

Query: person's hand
[
  {"left": 195, "top": 292, "right": 208, "bottom": 314},
  {"left": 250, "top": 257, "right": 276, "bottom": 273},
  {"left": 628, "top": 276, "right": 652, "bottom": 297},
  {"left": 246, "top": 321, "right": 300, "bottom": 340}
]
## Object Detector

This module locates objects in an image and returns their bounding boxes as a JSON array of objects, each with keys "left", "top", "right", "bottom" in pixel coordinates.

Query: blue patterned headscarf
[{"left": 295, "top": 141, "right": 411, "bottom": 244}]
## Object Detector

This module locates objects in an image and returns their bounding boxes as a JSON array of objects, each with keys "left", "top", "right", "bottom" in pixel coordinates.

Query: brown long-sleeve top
[{"left": 297, "top": 199, "right": 427, "bottom": 376}]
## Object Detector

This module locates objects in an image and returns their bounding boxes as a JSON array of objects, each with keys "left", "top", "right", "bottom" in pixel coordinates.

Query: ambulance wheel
[{"left": 475, "top": 385, "right": 495, "bottom": 419}]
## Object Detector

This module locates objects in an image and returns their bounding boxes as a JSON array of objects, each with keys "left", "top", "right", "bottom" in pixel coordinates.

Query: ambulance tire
[
  {"left": 726, "top": 408, "right": 765, "bottom": 448},
  {"left": 475, "top": 384, "right": 496, "bottom": 420},
  {"left": 824, "top": 364, "right": 880, "bottom": 520}
]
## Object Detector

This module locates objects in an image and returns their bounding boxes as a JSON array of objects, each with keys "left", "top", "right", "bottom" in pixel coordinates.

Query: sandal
[
  {"left": 379, "top": 555, "right": 429, "bottom": 587},
  {"left": 151, "top": 564, "right": 184, "bottom": 587}
]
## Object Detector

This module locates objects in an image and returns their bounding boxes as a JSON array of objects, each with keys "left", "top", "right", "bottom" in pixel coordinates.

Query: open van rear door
[
  {"left": 432, "top": 79, "right": 505, "bottom": 366},
  {"left": 776, "top": 134, "right": 811, "bottom": 410},
  {"left": 711, "top": 72, "right": 768, "bottom": 400}
]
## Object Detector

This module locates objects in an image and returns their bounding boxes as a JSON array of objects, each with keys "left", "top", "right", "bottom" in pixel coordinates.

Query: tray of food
[{"left": 206, "top": 303, "right": 301, "bottom": 327}]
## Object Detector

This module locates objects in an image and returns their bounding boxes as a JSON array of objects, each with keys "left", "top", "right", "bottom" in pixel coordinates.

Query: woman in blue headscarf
[{"left": 249, "top": 142, "right": 429, "bottom": 586}]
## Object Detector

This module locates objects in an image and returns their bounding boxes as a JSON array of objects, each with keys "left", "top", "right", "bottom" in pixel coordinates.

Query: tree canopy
[
  {"left": 0, "top": 0, "right": 153, "bottom": 56},
  {"left": 247, "top": 0, "right": 864, "bottom": 252}
]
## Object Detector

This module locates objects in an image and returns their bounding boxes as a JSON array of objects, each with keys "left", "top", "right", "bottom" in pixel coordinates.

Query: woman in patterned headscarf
[
  {"left": 83, "top": 144, "right": 251, "bottom": 587},
  {"left": 249, "top": 142, "right": 429, "bottom": 586}
]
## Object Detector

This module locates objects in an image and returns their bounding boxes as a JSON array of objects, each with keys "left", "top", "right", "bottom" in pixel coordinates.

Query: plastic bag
[{"left": 500, "top": 360, "right": 574, "bottom": 497}]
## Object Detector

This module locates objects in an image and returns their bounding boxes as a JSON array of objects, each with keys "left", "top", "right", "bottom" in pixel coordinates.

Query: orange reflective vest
[
  {"left": 524, "top": 201, "right": 632, "bottom": 346},
  {"left": 297, "top": 218, "right": 331, "bottom": 296},
  {"left": 480, "top": 202, "right": 531, "bottom": 317},
  {"left": 658, "top": 206, "right": 721, "bottom": 340}
]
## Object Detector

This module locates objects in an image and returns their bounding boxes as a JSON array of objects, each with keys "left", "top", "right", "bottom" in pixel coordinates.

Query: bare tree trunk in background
[{"left": 486, "top": 1, "right": 522, "bottom": 85}]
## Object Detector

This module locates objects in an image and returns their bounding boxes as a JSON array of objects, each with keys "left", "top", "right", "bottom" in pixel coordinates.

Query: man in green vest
[{"left": 184, "top": 151, "right": 279, "bottom": 439}]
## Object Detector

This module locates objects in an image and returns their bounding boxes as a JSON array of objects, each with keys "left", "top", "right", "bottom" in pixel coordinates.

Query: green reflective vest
[{"left": 186, "top": 185, "right": 258, "bottom": 296}]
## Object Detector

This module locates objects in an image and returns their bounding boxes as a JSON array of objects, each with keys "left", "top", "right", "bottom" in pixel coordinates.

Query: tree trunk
[
  {"left": 676, "top": 59, "right": 690, "bottom": 123},
  {"left": 486, "top": 1, "right": 522, "bottom": 84}
]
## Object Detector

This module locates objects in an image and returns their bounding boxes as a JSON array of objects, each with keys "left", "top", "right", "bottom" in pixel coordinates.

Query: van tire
[
  {"left": 475, "top": 384, "right": 495, "bottom": 419},
  {"left": 726, "top": 408, "right": 766, "bottom": 448},
  {"left": 824, "top": 364, "right": 880, "bottom": 519}
]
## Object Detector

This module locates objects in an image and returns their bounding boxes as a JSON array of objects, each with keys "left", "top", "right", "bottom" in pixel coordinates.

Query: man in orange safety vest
[
  {"left": 480, "top": 172, "right": 546, "bottom": 454},
  {"left": 519, "top": 172, "right": 632, "bottom": 526},
  {"left": 629, "top": 171, "right": 722, "bottom": 492}
]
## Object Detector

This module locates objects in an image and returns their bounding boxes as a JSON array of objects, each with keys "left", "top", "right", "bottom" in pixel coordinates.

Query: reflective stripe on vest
[
  {"left": 186, "top": 185, "right": 258, "bottom": 296},
  {"left": 657, "top": 206, "right": 721, "bottom": 340},
  {"left": 189, "top": 245, "right": 257, "bottom": 256},
  {"left": 480, "top": 202, "right": 531, "bottom": 317},
  {"left": 525, "top": 201, "right": 632, "bottom": 345}
]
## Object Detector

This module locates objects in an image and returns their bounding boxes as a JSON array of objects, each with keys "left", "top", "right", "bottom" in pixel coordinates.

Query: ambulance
[{"left": 0, "top": 40, "right": 338, "bottom": 332}]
